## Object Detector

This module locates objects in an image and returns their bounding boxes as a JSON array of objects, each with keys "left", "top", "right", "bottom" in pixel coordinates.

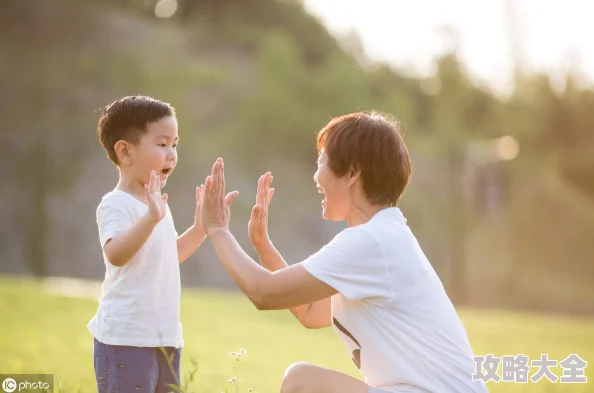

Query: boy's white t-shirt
[
  {"left": 302, "top": 208, "right": 487, "bottom": 393},
  {"left": 88, "top": 190, "right": 184, "bottom": 348}
]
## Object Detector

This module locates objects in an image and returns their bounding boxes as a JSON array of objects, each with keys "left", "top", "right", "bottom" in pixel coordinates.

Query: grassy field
[{"left": 0, "top": 276, "right": 592, "bottom": 393}]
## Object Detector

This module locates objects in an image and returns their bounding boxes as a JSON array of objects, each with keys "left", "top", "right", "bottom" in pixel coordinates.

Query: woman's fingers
[
  {"left": 204, "top": 175, "right": 213, "bottom": 196},
  {"left": 219, "top": 159, "right": 225, "bottom": 196},
  {"left": 257, "top": 172, "right": 272, "bottom": 208},
  {"left": 257, "top": 175, "right": 266, "bottom": 206},
  {"left": 225, "top": 191, "right": 239, "bottom": 207},
  {"left": 264, "top": 172, "right": 273, "bottom": 208}
]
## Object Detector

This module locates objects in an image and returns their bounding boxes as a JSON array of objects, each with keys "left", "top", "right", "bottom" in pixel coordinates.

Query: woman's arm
[
  {"left": 200, "top": 158, "right": 337, "bottom": 313},
  {"left": 253, "top": 238, "right": 332, "bottom": 329},
  {"left": 208, "top": 227, "right": 338, "bottom": 311}
]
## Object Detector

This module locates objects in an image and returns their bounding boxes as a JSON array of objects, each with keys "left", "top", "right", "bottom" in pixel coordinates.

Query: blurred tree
[{"left": 1, "top": 0, "right": 593, "bottom": 312}]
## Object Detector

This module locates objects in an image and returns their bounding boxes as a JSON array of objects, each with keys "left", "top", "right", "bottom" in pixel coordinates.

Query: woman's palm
[{"left": 248, "top": 172, "right": 274, "bottom": 243}]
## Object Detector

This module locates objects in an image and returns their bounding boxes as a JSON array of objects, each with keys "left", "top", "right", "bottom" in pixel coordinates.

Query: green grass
[{"left": 0, "top": 276, "right": 592, "bottom": 393}]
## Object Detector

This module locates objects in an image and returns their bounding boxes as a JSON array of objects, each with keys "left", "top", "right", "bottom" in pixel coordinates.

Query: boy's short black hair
[{"left": 97, "top": 95, "right": 176, "bottom": 165}]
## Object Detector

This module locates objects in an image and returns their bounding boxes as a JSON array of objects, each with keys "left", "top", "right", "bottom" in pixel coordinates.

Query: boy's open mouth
[{"left": 161, "top": 168, "right": 173, "bottom": 175}]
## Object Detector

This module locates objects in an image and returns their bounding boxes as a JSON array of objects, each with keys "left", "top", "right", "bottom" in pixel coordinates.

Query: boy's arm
[
  {"left": 102, "top": 171, "right": 169, "bottom": 267},
  {"left": 253, "top": 239, "right": 332, "bottom": 329},
  {"left": 177, "top": 225, "right": 206, "bottom": 264},
  {"left": 103, "top": 212, "right": 159, "bottom": 267}
]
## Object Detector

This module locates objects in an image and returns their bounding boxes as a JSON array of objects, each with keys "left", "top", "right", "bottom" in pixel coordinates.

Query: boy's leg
[
  {"left": 94, "top": 338, "right": 114, "bottom": 393},
  {"left": 280, "top": 362, "right": 378, "bottom": 393},
  {"left": 93, "top": 337, "right": 159, "bottom": 393},
  {"left": 156, "top": 346, "right": 182, "bottom": 393}
]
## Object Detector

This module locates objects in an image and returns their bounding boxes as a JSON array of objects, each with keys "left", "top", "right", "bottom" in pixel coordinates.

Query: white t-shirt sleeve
[
  {"left": 166, "top": 204, "right": 179, "bottom": 237},
  {"left": 96, "top": 200, "right": 133, "bottom": 248},
  {"left": 301, "top": 227, "right": 388, "bottom": 301}
]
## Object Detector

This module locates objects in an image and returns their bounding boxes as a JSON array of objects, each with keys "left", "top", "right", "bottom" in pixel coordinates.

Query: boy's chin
[{"left": 159, "top": 176, "right": 168, "bottom": 188}]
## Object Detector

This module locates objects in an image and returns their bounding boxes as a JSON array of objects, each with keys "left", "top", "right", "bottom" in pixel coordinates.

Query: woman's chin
[{"left": 321, "top": 205, "right": 337, "bottom": 221}]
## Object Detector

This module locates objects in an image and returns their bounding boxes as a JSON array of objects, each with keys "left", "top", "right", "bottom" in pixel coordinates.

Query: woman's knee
[{"left": 280, "top": 362, "right": 317, "bottom": 393}]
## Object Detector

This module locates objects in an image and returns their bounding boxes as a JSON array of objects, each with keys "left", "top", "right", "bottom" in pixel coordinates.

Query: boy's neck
[{"left": 115, "top": 170, "right": 147, "bottom": 202}]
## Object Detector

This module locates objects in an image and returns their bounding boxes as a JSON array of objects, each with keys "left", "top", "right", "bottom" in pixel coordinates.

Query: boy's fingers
[{"left": 268, "top": 188, "right": 275, "bottom": 205}]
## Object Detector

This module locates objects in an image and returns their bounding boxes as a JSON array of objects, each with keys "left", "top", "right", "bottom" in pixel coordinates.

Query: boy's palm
[
  {"left": 194, "top": 184, "right": 205, "bottom": 231},
  {"left": 145, "top": 171, "right": 168, "bottom": 222}
]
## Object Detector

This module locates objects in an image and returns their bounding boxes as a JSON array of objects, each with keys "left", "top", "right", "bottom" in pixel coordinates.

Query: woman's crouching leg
[{"left": 280, "top": 362, "right": 369, "bottom": 393}]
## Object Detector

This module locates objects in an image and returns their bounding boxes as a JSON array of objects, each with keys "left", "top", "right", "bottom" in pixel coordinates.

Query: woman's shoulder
[{"left": 331, "top": 225, "right": 381, "bottom": 255}]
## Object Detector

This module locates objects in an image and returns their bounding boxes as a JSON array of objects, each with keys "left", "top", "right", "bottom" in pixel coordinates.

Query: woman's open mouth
[{"left": 317, "top": 186, "right": 326, "bottom": 206}]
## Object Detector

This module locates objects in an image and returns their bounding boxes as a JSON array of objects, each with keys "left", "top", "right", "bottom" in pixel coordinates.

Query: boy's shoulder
[{"left": 97, "top": 190, "right": 142, "bottom": 214}]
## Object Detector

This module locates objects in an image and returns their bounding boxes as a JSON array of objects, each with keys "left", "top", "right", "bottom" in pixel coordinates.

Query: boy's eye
[{"left": 158, "top": 143, "right": 166, "bottom": 147}]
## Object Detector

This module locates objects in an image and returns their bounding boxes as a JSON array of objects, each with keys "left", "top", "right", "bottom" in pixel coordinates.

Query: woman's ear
[
  {"left": 347, "top": 167, "right": 361, "bottom": 186},
  {"left": 114, "top": 140, "right": 133, "bottom": 166}
]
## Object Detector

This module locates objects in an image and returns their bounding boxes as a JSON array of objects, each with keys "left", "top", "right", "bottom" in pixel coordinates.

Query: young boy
[{"left": 88, "top": 96, "right": 207, "bottom": 393}]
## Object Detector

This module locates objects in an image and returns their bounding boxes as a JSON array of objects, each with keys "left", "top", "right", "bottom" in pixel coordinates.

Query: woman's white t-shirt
[{"left": 302, "top": 207, "right": 487, "bottom": 393}]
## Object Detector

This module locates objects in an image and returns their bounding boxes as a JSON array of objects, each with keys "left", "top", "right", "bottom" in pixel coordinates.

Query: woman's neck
[{"left": 345, "top": 203, "right": 391, "bottom": 227}]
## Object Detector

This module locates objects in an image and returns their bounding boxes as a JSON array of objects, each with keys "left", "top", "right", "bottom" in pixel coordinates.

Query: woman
[{"left": 200, "top": 112, "right": 488, "bottom": 393}]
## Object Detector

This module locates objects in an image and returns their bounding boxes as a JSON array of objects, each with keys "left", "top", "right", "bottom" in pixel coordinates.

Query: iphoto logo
[{"left": 0, "top": 375, "right": 53, "bottom": 393}]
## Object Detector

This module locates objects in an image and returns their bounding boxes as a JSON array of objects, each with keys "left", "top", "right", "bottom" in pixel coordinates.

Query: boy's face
[{"left": 129, "top": 115, "right": 179, "bottom": 188}]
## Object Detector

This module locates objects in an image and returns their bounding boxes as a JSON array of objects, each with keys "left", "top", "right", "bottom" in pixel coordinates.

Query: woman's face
[{"left": 313, "top": 150, "right": 352, "bottom": 221}]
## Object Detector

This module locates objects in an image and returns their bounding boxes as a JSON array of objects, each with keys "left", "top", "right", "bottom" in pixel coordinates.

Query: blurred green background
[{"left": 0, "top": 0, "right": 592, "bottom": 391}]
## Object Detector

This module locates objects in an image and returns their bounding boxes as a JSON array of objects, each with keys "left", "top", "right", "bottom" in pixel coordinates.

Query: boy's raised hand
[
  {"left": 194, "top": 184, "right": 206, "bottom": 232},
  {"left": 145, "top": 170, "right": 168, "bottom": 222}
]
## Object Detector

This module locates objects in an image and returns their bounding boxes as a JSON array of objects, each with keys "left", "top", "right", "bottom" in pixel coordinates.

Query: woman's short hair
[{"left": 316, "top": 111, "right": 411, "bottom": 206}]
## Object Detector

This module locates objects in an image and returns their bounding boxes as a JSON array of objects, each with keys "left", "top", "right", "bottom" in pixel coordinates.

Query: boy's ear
[{"left": 114, "top": 140, "right": 133, "bottom": 166}]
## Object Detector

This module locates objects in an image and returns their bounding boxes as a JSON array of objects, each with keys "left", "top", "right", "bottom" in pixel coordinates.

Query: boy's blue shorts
[{"left": 93, "top": 337, "right": 182, "bottom": 393}]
